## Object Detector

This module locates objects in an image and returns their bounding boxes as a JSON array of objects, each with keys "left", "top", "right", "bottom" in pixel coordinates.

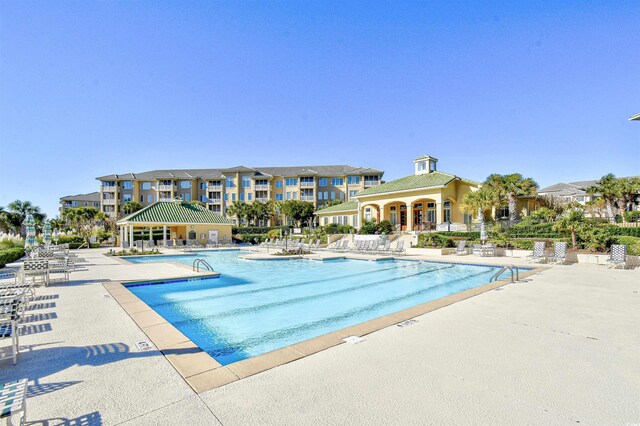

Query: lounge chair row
[{"left": 324, "top": 239, "right": 406, "bottom": 256}]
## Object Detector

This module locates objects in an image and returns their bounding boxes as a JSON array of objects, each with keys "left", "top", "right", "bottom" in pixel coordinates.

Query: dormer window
[
  {"left": 417, "top": 162, "right": 426, "bottom": 171},
  {"left": 429, "top": 161, "right": 436, "bottom": 172}
]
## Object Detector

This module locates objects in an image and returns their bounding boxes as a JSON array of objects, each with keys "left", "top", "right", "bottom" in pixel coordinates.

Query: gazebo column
[
  {"left": 120, "top": 226, "right": 124, "bottom": 249},
  {"left": 149, "top": 226, "right": 153, "bottom": 242},
  {"left": 129, "top": 225, "right": 134, "bottom": 247},
  {"left": 163, "top": 225, "right": 167, "bottom": 247}
]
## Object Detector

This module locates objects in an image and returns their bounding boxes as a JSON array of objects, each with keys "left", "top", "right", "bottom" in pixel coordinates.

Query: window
[
  {"left": 72, "top": 201, "right": 78, "bottom": 207},
  {"left": 224, "top": 193, "right": 229, "bottom": 201},
  {"left": 240, "top": 193, "right": 245, "bottom": 201},
  {"left": 463, "top": 213, "right": 473, "bottom": 225},
  {"left": 498, "top": 206, "right": 509, "bottom": 219},
  {"left": 123, "top": 194, "right": 132, "bottom": 202},
  {"left": 201, "top": 195, "right": 207, "bottom": 202},
  {"left": 286, "top": 192, "right": 292, "bottom": 200},
  {"left": 293, "top": 192, "right": 297, "bottom": 200},
  {"left": 276, "top": 193, "right": 283, "bottom": 201},
  {"left": 184, "top": 194, "right": 191, "bottom": 202},
  {"left": 147, "top": 195, "right": 154, "bottom": 203},
  {"left": 232, "top": 193, "right": 236, "bottom": 201},
  {"left": 323, "top": 217, "right": 328, "bottom": 225},
  {"left": 140, "top": 195, "right": 143, "bottom": 202},
  {"left": 248, "top": 193, "right": 252, "bottom": 201},
  {"left": 226, "top": 177, "right": 235, "bottom": 188},
  {"left": 285, "top": 178, "right": 298, "bottom": 186},
  {"left": 330, "top": 191, "right": 336, "bottom": 200},
  {"left": 331, "top": 178, "right": 344, "bottom": 186},
  {"left": 180, "top": 180, "right": 191, "bottom": 189},
  {"left": 429, "top": 161, "right": 436, "bottom": 172},
  {"left": 418, "top": 162, "right": 426, "bottom": 171},
  {"left": 103, "top": 181, "right": 116, "bottom": 187},
  {"left": 347, "top": 176, "right": 360, "bottom": 185},
  {"left": 123, "top": 181, "right": 133, "bottom": 190},
  {"left": 444, "top": 201, "right": 451, "bottom": 223},
  {"left": 242, "top": 176, "right": 251, "bottom": 188},
  {"left": 427, "top": 202, "right": 435, "bottom": 208},
  {"left": 201, "top": 182, "right": 206, "bottom": 190},
  {"left": 349, "top": 190, "right": 358, "bottom": 197},
  {"left": 352, "top": 215, "right": 357, "bottom": 226},
  {"left": 141, "top": 182, "right": 151, "bottom": 190},
  {"left": 319, "top": 178, "right": 327, "bottom": 187},
  {"left": 339, "top": 192, "right": 345, "bottom": 200},
  {"left": 365, "top": 207, "right": 371, "bottom": 222},
  {"left": 275, "top": 180, "right": 283, "bottom": 188},
  {"left": 211, "top": 205, "right": 221, "bottom": 212}
]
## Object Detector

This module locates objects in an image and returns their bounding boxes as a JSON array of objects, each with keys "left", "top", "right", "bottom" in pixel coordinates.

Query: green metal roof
[
  {"left": 315, "top": 200, "right": 358, "bottom": 214},
  {"left": 630, "top": 113, "right": 640, "bottom": 121},
  {"left": 355, "top": 171, "right": 477, "bottom": 197},
  {"left": 117, "top": 201, "right": 231, "bottom": 225}
]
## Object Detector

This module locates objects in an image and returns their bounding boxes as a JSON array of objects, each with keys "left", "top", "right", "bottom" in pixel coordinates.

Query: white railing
[
  {"left": 300, "top": 182, "right": 315, "bottom": 188},
  {"left": 207, "top": 185, "right": 223, "bottom": 191},
  {"left": 102, "top": 186, "right": 116, "bottom": 192},
  {"left": 300, "top": 195, "right": 314, "bottom": 201},
  {"left": 158, "top": 197, "right": 173, "bottom": 202},
  {"left": 255, "top": 197, "right": 269, "bottom": 203},
  {"left": 157, "top": 184, "right": 174, "bottom": 191},
  {"left": 364, "top": 181, "right": 380, "bottom": 187},
  {"left": 208, "top": 199, "right": 222, "bottom": 204},
  {"left": 102, "top": 199, "right": 117, "bottom": 205},
  {"left": 254, "top": 184, "right": 270, "bottom": 190}
]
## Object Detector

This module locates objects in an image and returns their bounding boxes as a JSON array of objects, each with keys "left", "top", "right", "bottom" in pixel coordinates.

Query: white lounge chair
[
  {"left": 606, "top": 244, "right": 626, "bottom": 269},
  {"left": 548, "top": 242, "right": 567, "bottom": 264},
  {"left": 455, "top": 240, "right": 468, "bottom": 255},
  {"left": 391, "top": 240, "right": 405, "bottom": 256},
  {"left": 527, "top": 241, "right": 546, "bottom": 263}
]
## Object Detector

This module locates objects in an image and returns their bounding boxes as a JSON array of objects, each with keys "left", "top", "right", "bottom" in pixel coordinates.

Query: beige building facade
[{"left": 59, "top": 192, "right": 101, "bottom": 215}]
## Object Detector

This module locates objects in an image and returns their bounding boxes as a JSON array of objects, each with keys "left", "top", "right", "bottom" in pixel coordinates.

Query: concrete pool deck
[{"left": 0, "top": 248, "right": 638, "bottom": 424}]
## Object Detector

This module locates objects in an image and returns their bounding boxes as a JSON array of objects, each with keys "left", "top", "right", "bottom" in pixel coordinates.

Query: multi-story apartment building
[
  {"left": 95, "top": 165, "right": 384, "bottom": 222},
  {"left": 59, "top": 192, "right": 101, "bottom": 215}
]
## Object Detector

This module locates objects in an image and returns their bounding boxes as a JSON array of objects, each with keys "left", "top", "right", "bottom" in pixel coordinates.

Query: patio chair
[
  {"left": 391, "top": 240, "right": 405, "bottom": 256},
  {"left": 0, "top": 295, "right": 21, "bottom": 365},
  {"left": 606, "top": 244, "right": 627, "bottom": 269},
  {"left": 377, "top": 240, "right": 391, "bottom": 255},
  {"left": 48, "top": 259, "right": 72, "bottom": 283},
  {"left": 548, "top": 242, "right": 568, "bottom": 265},
  {"left": 0, "top": 379, "right": 27, "bottom": 424},
  {"left": 338, "top": 240, "right": 350, "bottom": 252},
  {"left": 471, "top": 244, "right": 482, "bottom": 256},
  {"left": 21, "top": 260, "right": 50, "bottom": 286},
  {"left": 122, "top": 241, "right": 130, "bottom": 249},
  {"left": 527, "top": 241, "right": 547, "bottom": 263},
  {"left": 455, "top": 240, "right": 468, "bottom": 255},
  {"left": 482, "top": 243, "right": 496, "bottom": 257}
]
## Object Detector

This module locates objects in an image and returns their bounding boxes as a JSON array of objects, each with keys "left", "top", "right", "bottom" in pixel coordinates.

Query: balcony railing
[
  {"left": 300, "top": 182, "right": 315, "bottom": 188},
  {"left": 255, "top": 197, "right": 269, "bottom": 203},
  {"left": 102, "top": 199, "right": 117, "bottom": 205},
  {"left": 300, "top": 195, "right": 315, "bottom": 201},
  {"left": 157, "top": 184, "right": 174, "bottom": 191},
  {"left": 102, "top": 186, "right": 116, "bottom": 192},
  {"left": 207, "top": 199, "right": 222, "bottom": 205},
  {"left": 207, "top": 185, "right": 223, "bottom": 191},
  {"left": 363, "top": 181, "right": 380, "bottom": 187},
  {"left": 254, "top": 184, "right": 270, "bottom": 191},
  {"left": 158, "top": 197, "right": 174, "bottom": 202}
]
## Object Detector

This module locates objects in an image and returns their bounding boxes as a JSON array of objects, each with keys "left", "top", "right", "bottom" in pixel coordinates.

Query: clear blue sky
[{"left": 1, "top": 1, "right": 638, "bottom": 218}]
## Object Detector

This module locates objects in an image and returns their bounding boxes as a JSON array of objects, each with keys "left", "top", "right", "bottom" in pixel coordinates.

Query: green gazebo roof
[
  {"left": 117, "top": 201, "right": 231, "bottom": 225},
  {"left": 355, "top": 171, "right": 478, "bottom": 197},
  {"left": 315, "top": 200, "right": 358, "bottom": 214}
]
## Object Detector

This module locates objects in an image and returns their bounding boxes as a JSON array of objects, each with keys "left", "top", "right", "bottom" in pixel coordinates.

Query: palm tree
[
  {"left": 553, "top": 209, "right": 585, "bottom": 249},
  {"left": 587, "top": 174, "right": 620, "bottom": 224},
  {"left": 122, "top": 201, "right": 144, "bottom": 215},
  {"left": 7, "top": 200, "right": 47, "bottom": 236},
  {"left": 484, "top": 174, "right": 538, "bottom": 222},
  {"left": 616, "top": 177, "right": 640, "bottom": 222},
  {"left": 460, "top": 188, "right": 497, "bottom": 227},
  {"left": 226, "top": 201, "right": 250, "bottom": 225}
]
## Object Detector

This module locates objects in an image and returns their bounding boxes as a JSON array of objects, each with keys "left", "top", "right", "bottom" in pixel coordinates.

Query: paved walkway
[{"left": 0, "top": 248, "right": 638, "bottom": 425}]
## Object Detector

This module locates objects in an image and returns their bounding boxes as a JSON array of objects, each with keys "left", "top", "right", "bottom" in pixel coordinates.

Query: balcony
[
  {"left": 364, "top": 181, "right": 380, "bottom": 187},
  {"left": 102, "top": 198, "right": 117, "bottom": 205},
  {"left": 158, "top": 197, "right": 174, "bottom": 202},
  {"left": 255, "top": 197, "right": 269, "bottom": 203},
  {"left": 254, "top": 184, "right": 270, "bottom": 191},
  {"left": 102, "top": 186, "right": 116, "bottom": 192},
  {"left": 157, "top": 184, "right": 175, "bottom": 191},
  {"left": 208, "top": 199, "right": 223, "bottom": 205},
  {"left": 300, "top": 195, "right": 315, "bottom": 202},
  {"left": 207, "top": 184, "right": 223, "bottom": 191},
  {"left": 300, "top": 181, "right": 315, "bottom": 188}
]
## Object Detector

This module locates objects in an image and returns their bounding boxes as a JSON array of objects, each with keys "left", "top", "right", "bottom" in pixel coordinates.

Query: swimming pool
[{"left": 126, "top": 250, "right": 510, "bottom": 365}]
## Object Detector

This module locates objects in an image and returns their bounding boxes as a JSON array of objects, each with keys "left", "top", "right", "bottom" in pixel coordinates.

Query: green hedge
[
  {"left": 613, "top": 236, "right": 640, "bottom": 256},
  {"left": 232, "top": 226, "right": 292, "bottom": 235},
  {"left": 0, "top": 247, "right": 25, "bottom": 268},
  {"left": 417, "top": 234, "right": 455, "bottom": 248},
  {"left": 606, "top": 226, "right": 640, "bottom": 238}
]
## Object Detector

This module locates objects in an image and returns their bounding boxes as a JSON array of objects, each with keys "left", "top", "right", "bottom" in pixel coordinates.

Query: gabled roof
[
  {"left": 355, "top": 171, "right": 478, "bottom": 197},
  {"left": 315, "top": 201, "right": 358, "bottom": 214},
  {"left": 60, "top": 192, "right": 100, "bottom": 202},
  {"left": 117, "top": 201, "right": 232, "bottom": 225},
  {"left": 221, "top": 166, "right": 257, "bottom": 173}
]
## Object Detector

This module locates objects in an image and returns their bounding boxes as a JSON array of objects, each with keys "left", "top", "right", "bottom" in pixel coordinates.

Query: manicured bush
[
  {"left": 606, "top": 226, "right": 640, "bottom": 238},
  {"left": 232, "top": 226, "right": 292, "bottom": 235},
  {"left": 417, "top": 233, "right": 454, "bottom": 248},
  {"left": 613, "top": 236, "right": 640, "bottom": 256},
  {"left": 0, "top": 247, "right": 25, "bottom": 268},
  {"left": 506, "top": 222, "right": 561, "bottom": 238},
  {"left": 623, "top": 211, "right": 640, "bottom": 223},
  {"left": 235, "top": 234, "right": 267, "bottom": 244},
  {"left": 323, "top": 224, "right": 354, "bottom": 235}
]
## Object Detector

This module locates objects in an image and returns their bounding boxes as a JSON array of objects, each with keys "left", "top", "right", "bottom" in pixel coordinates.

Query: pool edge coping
[{"left": 104, "top": 262, "right": 548, "bottom": 394}]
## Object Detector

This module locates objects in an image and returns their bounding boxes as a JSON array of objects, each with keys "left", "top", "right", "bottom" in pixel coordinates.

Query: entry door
[
  {"left": 400, "top": 211, "right": 406, "bottom": 227},
  {"left": 208, "top": 230, "right": 218, "bottom": 243}
]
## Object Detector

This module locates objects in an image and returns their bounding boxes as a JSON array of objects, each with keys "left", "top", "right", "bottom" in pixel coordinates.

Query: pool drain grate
[{"left": 343, "top": 336, "right": 366, "bottom": 344}]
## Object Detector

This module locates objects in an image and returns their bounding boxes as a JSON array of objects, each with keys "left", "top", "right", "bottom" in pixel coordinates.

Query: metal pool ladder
[
  {"left": 490, "top": 265, "right": 520, "bottom": 283},
  {"left": 193, "top": 258, "right": 213, "bottom": 272}
]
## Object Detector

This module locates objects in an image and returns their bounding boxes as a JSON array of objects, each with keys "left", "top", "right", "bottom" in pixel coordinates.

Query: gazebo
[{"left": 116, "top": 200, "right": 232, "bottom": 248}]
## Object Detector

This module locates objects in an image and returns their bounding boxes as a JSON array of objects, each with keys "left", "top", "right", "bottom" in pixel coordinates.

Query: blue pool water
[{"left": 126, "top": 250, "right": 508, "bottom": 365}]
